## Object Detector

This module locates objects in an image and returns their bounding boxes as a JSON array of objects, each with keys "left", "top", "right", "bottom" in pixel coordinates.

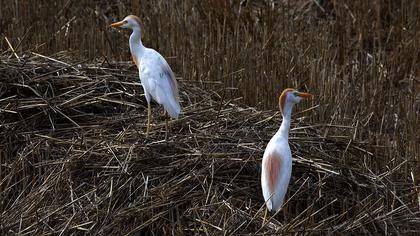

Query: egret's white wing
[
  {"left": 139, "top": 50, "right": 181, "bottom": 118},
  {"left": 262, "top": 150, "right": 282, "bottom": 211},
  {"left": 261, "top": 140, "right": 292, "bottom": 212}
]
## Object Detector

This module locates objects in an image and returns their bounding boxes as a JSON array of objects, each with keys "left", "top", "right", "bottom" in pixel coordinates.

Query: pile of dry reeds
[{"left": 1, "top": 54, "right": 418, "bottom": 235}]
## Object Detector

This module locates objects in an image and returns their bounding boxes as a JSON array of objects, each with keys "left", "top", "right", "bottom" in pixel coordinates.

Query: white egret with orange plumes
[
  {"left": 110, "top": 15, "right": 181, "bottom": 137},
  {"left": 261, "top": 88, "right": 312, "bottom": 212}
]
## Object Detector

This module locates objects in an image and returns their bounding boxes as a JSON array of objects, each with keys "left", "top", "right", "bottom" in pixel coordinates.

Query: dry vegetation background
[{"left": 1, "top": 0, "right": 419, "bottom": 235}]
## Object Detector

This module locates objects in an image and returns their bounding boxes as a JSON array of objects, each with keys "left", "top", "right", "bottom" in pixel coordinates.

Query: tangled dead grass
[{"left": 1, "top": 54, "right": 419, "bottom": 235}]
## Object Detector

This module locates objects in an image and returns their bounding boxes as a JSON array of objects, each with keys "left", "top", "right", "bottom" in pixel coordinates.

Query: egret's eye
[{"left": 123, "top": 20, "right": 128, "bottom": 24}]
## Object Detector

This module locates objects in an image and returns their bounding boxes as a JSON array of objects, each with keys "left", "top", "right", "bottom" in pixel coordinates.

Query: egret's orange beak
[
  {"left": 296, "top": 92, "right": 313, "bottom": 98},
  {"left": 110, "top": 21, "right": 125, "bottom": 28}
]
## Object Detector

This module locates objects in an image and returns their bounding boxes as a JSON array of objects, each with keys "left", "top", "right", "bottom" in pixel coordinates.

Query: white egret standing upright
[
  {"left": 261, "top": 88, "right": 312, "bottom": 212},
  {"left": 110, "top": 15, "right": 181, "bottom": 137}
]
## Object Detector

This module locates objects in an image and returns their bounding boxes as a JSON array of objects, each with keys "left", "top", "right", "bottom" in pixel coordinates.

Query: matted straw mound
[{"left": 1, "top": 54, "right": 418, "bottom": 235}]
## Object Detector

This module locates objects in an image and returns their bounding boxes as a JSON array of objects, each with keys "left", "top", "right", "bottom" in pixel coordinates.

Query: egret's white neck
[
  {"left": 278, "top": 102, "right": 294, "bottom": 140},
  {"left": 129, "top": 26, "right": 145, "bottom": 58}
]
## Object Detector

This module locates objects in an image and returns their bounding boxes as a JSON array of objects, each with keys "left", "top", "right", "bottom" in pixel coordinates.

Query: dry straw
[{"left": 0, "top": 53, "right": 418, "bottom": 235}]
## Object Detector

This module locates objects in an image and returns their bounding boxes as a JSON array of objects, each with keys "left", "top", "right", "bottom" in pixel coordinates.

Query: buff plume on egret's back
[
  {"left": 261, "top": 88, "right": 312, "bottom": 212},
  {"left": 110, "top": 15, "right": 181, "bottom": 136}
]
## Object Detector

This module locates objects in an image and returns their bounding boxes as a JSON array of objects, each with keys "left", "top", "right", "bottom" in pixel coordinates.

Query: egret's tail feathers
[
  {"left": 153, "top": 79, "right": 181, "bottom": 119},
  {"left": 164, "top": 99, "right": 181, "bottom": 119}
]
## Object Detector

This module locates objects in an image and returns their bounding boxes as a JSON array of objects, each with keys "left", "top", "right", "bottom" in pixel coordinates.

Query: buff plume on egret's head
[{"left": 278, "top": 88, "right": 313, "bottom": 115}]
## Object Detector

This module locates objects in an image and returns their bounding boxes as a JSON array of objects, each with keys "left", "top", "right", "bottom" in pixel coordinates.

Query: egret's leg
[
  {"left": 283, "top": 204, "right": 288, "bottom": 222},
  {"left": 146, "top": 102, "right": 151, "bottom": 137},
  {"left": 163, "top": 110, "right": 168, "bottom": 140},
  {"left": 263, "top": 207, "right": 268, "bottom": 226}
]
